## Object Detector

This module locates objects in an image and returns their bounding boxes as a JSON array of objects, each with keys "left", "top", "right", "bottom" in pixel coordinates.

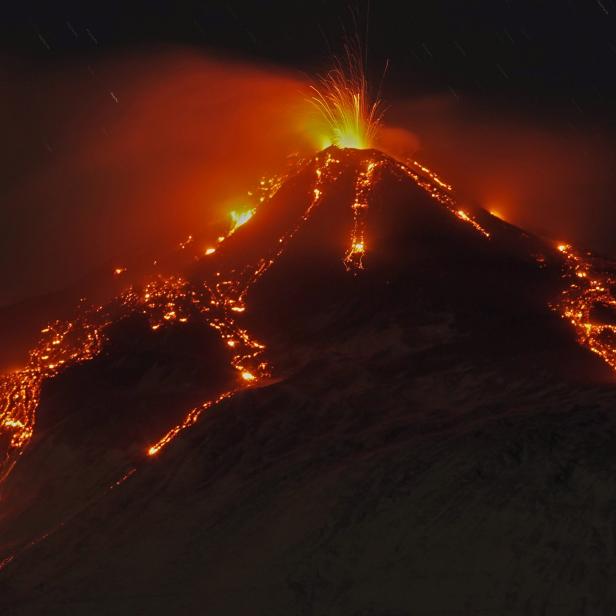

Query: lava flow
[
  {"left": 3, "top": 52, "right": 616, "bottom": 491},
  {"left": 0, "top": 260, "right": 270, "bottom": 476},
  {"left": 0, "top": 307, "right": 109, "bottom": 482},
  {"left": 556, "top": 243, "right": 616, "bottom": 372}
]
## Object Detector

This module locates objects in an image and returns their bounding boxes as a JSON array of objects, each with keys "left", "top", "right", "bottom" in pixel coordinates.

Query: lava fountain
[{"left": 309, "top": 42, "right": 383, "bottom": 150}]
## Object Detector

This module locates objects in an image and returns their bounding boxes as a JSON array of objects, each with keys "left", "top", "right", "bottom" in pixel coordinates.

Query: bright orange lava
[{"left": 555, "top": 243, "right": 616, "bottom": 372}]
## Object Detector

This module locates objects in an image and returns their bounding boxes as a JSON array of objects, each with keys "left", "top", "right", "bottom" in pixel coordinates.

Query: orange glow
[
  {"left": 114, "top": 267, "right": 126, "bottom": 276},
  {"left": 142, "top": 152, "right": 343, "bottom": 459},
  {"left": 179, "top": 235, "right": 193, "bottom": 250},
  {"left": 2, "top": 51, "right": 339, "bottom": 316}
]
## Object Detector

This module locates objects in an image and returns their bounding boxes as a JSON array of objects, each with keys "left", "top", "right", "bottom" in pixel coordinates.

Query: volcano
[{"left": 2, "top": 146, "right": 616, "bottom": 614}]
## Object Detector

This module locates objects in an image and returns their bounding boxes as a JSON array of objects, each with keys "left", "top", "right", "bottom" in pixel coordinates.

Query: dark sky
[
  {"left": 2, "top": 0, "right": 616, "bottom": 118},
  {"left": 3, "top": 0, "right": 616, "bottom": 307}
]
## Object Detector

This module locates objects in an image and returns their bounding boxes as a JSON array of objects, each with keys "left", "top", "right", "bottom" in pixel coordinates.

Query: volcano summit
[{"left": 1, "top": 144, "right": 616, "bottom": 614}]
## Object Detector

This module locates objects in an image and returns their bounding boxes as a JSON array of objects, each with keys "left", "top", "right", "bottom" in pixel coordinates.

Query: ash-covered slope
[{"left": 2, "top": 147, "right": 616, "bottom": 615}]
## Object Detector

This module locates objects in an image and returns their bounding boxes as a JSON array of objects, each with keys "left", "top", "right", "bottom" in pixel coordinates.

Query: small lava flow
[{"left": 0, "top": 309, "right": 108, "bottom": 483}]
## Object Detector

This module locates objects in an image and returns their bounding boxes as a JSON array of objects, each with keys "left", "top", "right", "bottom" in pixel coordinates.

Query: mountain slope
[{"left": 1, "top": 146, "right": 615, "bottom": 615}]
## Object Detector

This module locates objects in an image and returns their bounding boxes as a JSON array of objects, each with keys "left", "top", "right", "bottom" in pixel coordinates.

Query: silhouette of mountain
[{"left": 1, "top": 147, "right": 616, "bottom": 615}]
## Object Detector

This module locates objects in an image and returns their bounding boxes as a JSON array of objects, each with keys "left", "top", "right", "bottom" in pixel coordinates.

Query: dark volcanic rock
[{"left": 1, "top": 147, "right": 616, "bottom": 615}]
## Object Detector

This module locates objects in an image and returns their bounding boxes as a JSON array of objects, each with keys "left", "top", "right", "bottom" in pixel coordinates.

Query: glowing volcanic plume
[{"left": 310, "top": 44, "right": 383, "bottom": 150}]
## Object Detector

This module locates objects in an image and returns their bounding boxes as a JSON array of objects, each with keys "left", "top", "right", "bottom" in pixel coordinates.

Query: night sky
[{"left": 3, "top": 0, "right": 616, "bottom": 118}]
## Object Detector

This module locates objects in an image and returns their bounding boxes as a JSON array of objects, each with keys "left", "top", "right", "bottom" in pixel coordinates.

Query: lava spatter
[{"left": 395, "top": 159, "right": 490, "bottom": 238}]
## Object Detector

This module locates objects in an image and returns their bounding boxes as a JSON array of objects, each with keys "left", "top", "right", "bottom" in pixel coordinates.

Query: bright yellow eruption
[
  {"left": 229, "top": 208, "right": 256, "bottom": 235},
  {"left": 310, "top": 45, "right": 382, "bottom": 150}
]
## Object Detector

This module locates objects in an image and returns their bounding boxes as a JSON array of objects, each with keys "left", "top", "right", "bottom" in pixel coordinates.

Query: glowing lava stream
[
  {"left": 344, "top": 158, "right": 383, "bottom": 272},
  {"left": 0, "top": 465, "right": 138, "bottom": 573},
  {"left": 556, "top": 243, "right": 616, "bottom": 372},
  {"left": 146, "top": 149, "right": 342, "bottom": 456},
  {"left": 0, "top": 150, "right": 343, "bottom": 479},
  {"left": 395, "top": 159, "right": 490, "bottom": 239}
]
